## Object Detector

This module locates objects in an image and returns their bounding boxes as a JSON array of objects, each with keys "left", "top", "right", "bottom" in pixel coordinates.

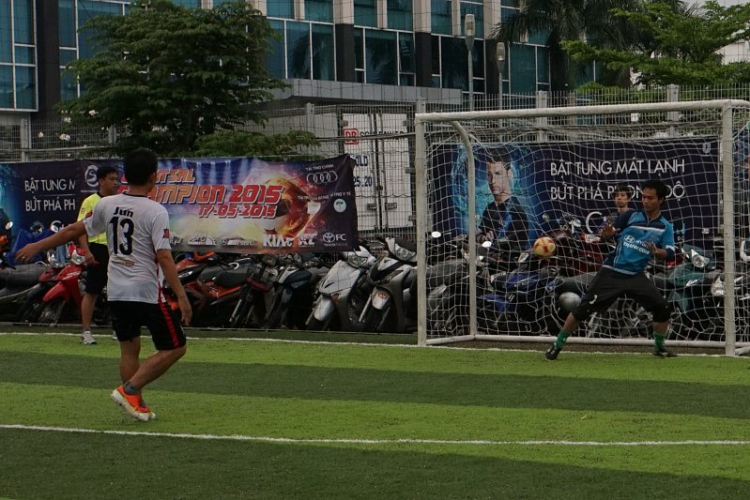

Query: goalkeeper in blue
[{"left": 546, "top": 179, "right": 677, "bottom": 360}]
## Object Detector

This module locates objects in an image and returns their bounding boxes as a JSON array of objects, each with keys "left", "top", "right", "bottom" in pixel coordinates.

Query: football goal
[{"left": 414, "top": 100, "right": 750, "bottom": 356}]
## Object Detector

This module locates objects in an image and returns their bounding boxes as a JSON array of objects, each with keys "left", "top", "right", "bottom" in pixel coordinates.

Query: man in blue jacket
[{"left": 546, "top": 179, "right": 676, "bottom": 360}]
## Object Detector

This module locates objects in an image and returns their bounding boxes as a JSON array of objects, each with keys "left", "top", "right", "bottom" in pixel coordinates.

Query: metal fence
[{"left": 3, "top": 85, "right": 750, "bottom": 237}]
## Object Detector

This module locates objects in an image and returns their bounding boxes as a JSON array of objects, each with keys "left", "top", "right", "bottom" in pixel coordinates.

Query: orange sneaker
[
  {"left": 110, "top": 385, "right": 150, "bottom": 422},
  {"left": 139, "top": 395, "right": 157, "bottom": 421}
]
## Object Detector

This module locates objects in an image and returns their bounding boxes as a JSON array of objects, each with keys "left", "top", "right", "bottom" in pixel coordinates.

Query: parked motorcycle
[
  {"left": 306, "top": 242, "right": 376, "bottom": 332},
  {"left": 266, "top": 253, "right": 329, "bottom": 330},
  {"left": 478, "top": 247, "right": 559, "bottom": 335},
  {"left": 34, "top": 249, "right": 88, "bottom": 325},
  {"left": 182, "top": 255, "right": 258, "bottom": 327},
  {"left": 228, "top": 254, "right": 280, "bottom": 328},
  {"left": 359, "top": 235, "right": 417, "bottom": 333}
]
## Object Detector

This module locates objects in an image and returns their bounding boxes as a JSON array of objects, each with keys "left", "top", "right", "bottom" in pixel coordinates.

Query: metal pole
[{"left": 464, "top": 14, "right": 475, "bottom": 112}]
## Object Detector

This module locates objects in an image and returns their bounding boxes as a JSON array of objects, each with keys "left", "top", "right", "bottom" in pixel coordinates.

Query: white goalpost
[{"left": 414, "top": 100, "right": 750, "bottom": 356}]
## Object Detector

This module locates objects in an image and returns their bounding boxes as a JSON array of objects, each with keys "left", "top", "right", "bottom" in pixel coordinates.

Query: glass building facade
[{"left": 1, "top": 0, "right": 561, "bottom": 116}]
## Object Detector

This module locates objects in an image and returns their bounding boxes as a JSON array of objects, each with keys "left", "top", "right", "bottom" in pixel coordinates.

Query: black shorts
[
  {"left": 572, "top": 267, "right": 669, "bottom": 322},
  {"left": 84, "top": 243, "right": 109, "bottom": 294},
  {"left": 110, "top": 301, "right": 186, "bottom": 351}
]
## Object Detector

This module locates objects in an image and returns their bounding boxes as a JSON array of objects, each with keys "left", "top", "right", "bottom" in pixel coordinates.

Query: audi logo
[{"left": 306, "top": 171, "right": 339, "bottom": 185}]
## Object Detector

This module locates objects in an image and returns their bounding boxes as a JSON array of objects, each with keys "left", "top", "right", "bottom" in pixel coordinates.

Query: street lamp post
[
  {"left": 464, "top": 14, "right": 475, "bottom": 112},
  {"left": 497, "top": 42, "right": 506, "bottom": 110}
]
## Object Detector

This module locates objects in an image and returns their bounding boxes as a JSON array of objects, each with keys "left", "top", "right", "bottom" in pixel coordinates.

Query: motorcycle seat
[
  {"left": 213, "top": 270, "right": 249, "bottom": 288},
  {"left": 0, "top": 264, "right": 46, "bottom": 288}
]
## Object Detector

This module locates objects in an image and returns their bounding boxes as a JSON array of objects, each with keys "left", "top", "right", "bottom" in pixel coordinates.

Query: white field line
[
  {"left": 0, "top": 330, "right": 730, "bottom": 357},
  {"left": 2, "top": 424, "right": 750, "bottom": 447}
]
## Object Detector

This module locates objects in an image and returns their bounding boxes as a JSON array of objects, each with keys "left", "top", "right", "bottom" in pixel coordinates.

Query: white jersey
[{"left": 83, "top": 193, "right": 172, "bottom": 304}]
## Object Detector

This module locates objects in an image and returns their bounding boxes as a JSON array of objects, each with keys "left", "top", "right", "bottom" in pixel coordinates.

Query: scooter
[
  {"left": 478, "top": 247, "right": 560, "bottom": 335},
  {"left": 359, "top": 236, "right": 418, "bottom": 333},
  {"left": 228, "top": 254, "right": 280, "bottom": 328},
  {"left": 306, "top": 242, "right": 376, "bottom": 332},
  {"left": 35, "top": 249, "right": 87, "bottom": 325},
  {"left": 266, "top": 253, "right": 329, "bottom": 330}
]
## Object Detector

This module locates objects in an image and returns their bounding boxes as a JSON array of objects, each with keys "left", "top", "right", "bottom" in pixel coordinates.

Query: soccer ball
[{"left": 532, "top": 236, "right": 556, "bottom": 259}]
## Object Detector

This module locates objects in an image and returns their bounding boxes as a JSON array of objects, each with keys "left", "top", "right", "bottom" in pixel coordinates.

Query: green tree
[
  {"left": 491, "top": 0, "right": 644, "bottom": 92},
  {"left": 193, "top": 130, "right": 321, "bottom": 161},
  {"left": 565, "top": 1, "right": 750, "bottom": 86},
  {"left": 58, "top": 0, "right": 285, "bottom": 155}
]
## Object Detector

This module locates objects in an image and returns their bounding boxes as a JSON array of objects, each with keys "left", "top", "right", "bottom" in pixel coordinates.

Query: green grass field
[{"left": 1, "top": 329, "right": 750, "bottom": 499}]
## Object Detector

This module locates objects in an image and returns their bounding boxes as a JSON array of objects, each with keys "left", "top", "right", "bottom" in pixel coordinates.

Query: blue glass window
[
  {"left": 431, "top": 0, "right": 451, "bottom": 35},
  {"left": 78, "top": 1, "right": 123, "bottom": 59},
  {"left": 399, "top": 33, "right": 414, "bottom": 74},
  {"left": 170, "top": 0, "right": 200, "bottom": 7},
  {"left": 305, "top": 0, "right": 332, "bottom": 22},
  {"left": 387, "top": 0, "right": 412, "bottom": 31},
  {"left": 59, "top": 0, "right": 76, "bottom": 48},
  {"left": 15, "top": 65, "right": 35, "bottom": 109},
  {"left": 15, "top": 45, "right": 34, "bottom": 64},
  {"left": 510, "top": 44, "right": 535, "bottom": 94},
  {"left": 13, "top": 0, "right": 33, "bottom": 44},
  {"left": 354, "top": 0, "right": 377, "bottom": 28},
  {"left": 311, "top": 24, "right": 334, "bottom": 80},
  {"left": 365, "top": 30, "right": 397, "bottom": 85},
  {"left": 268, "top": 0, "right": 293, "bottom": 19},
  {"left": 537, "top": 46, "right": 549, "bottom": 84},
  {"left": 460, "top": 3, "right": 483, "bottom": 38},
  {"left": 0, "top": 66, "right": 12, "bottom": 107},
  {"left": 0, "top": 1, "right": 12, "bottom": 63},
  {"left": 286, "top": 22, "right": 310, "bottom": 79},
  {"left": 60, "top": 69, "right": 77, "bottom": 102},
  {"left": 265, "top": 20, "right": 285, "bottom": 79}
]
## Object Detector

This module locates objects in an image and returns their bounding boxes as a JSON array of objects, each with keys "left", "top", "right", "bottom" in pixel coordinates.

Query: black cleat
[
  {"left": 653, "top": 346, "right": 677, "bottom": 358},
  {"left": 545, "top": 344, "right": 561, "bottom": 361}
]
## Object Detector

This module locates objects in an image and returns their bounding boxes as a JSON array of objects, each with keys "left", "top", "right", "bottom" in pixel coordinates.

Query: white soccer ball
[{"left": 532, "top": 236, "right": 556, "bottom": 259}]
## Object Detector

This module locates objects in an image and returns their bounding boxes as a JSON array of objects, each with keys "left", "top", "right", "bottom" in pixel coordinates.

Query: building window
[
  {"left": 355, "top": 28, "right": 415, "bottom": 86},
  {"left": 282, "top": 21, "right": 335, "bottom": 80},
  {"left": 354, "top": 0, "right": 377, "bottom": 28},
  {"left": 431, "top": 34, "right": 484, "bottom": 93},
  {"left": 305, "top": 0, "right": 332, "bottom": 22},
  {"left": 431, "top": 0, "right": 451, "bottom": 35},
  {"left": 387, "top": 0, "right": 412, "bottom": 31},
  {"left": 268, "top": 0, "right": 294, "bottom": 19}
]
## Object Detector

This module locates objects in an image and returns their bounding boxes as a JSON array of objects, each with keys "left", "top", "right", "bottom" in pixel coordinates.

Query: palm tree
[{"left": 491, "top": 0, "right": 658, "bottom": 92}]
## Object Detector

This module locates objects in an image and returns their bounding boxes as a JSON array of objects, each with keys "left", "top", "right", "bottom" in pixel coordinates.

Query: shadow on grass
[
  {"left": 1, "top": 351, "right": 748, "bottom": 419},
  {"left": 1, "top": 428, "right": 747, "bottom": 500}
]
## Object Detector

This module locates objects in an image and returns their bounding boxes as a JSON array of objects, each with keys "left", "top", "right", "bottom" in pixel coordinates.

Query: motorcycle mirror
[{"left": 740, "top": 239, "right": 750, "bottom": 263}]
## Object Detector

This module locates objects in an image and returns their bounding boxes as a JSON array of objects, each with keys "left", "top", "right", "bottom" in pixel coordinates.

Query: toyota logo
[
  {"left": 306, "top": 171, "right": 339, "bottom": 185},
  {"left": 322, "top": 232, "right": 336, "bottom": 243}
]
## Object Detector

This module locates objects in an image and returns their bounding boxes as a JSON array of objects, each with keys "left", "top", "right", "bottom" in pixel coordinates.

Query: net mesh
[{"left": 419, "top": 102, "right": 750, "bottom": 348}]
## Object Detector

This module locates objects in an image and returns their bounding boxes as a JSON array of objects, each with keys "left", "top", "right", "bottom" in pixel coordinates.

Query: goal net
[{"left": 414, "top": 101, "right": 750, "bottom": 356}]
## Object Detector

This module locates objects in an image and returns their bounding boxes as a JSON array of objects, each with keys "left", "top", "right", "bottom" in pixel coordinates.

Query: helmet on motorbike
[{"left": 558, "top": 292, "right": 581, "bottom": 312}]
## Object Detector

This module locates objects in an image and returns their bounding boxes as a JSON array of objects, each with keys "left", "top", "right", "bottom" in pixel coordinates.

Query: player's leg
[
  {"left": 126, "top": 302, "right": 187, "bottom": 390},
  {"left": 629, "top": 277, "right": 675, "bottom": 357},
  {"left": 547, "top": 268, "right": 622, "bottom": 360},
  {"left": 80, "top": 244, "right": 108, "bottom": 345},
  {"left": 108, "top": 301, "right": 151, "bottom": 421}
]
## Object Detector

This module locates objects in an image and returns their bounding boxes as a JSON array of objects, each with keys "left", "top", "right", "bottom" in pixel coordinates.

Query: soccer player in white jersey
[{"left": 16, "top": 148, "right": 192, "bottom": 421}]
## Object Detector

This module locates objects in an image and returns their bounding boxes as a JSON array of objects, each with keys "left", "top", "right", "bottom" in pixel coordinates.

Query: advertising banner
[
  {"left": 0, "top": 155, "right": 357, "bottom": 254},
  {"left": 432, "top": 138, "right": 720, "bottom": 248}
]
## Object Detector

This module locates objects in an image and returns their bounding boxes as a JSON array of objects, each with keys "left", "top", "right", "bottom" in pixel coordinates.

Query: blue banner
[{"left": 431, "top": 138, "right": 720, "bottom": 248}]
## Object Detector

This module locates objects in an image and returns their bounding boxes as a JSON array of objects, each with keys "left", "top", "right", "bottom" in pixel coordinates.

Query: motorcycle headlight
[
  {"left": 262, "top": 254, "right": 278, "bottom": 267},
  {"left": 690, "top": 251, "right": 709, "bottom": 270},
  {"left": 710, "top": 277, "right": 725, "bottom": 297},
  {"left": 394, "top": 245, "right": 416, "bottom": 262},
  {"left": 346, "top": 253, "right": 369, "bottom": 268},
  {"left": 71, "top": 251, "right": 86, "bottom": 266}
]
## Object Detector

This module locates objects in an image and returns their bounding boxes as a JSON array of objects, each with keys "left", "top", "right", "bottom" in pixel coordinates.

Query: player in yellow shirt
[{"left": 77, "top": 166, "right": 119, "bottom": 345}]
